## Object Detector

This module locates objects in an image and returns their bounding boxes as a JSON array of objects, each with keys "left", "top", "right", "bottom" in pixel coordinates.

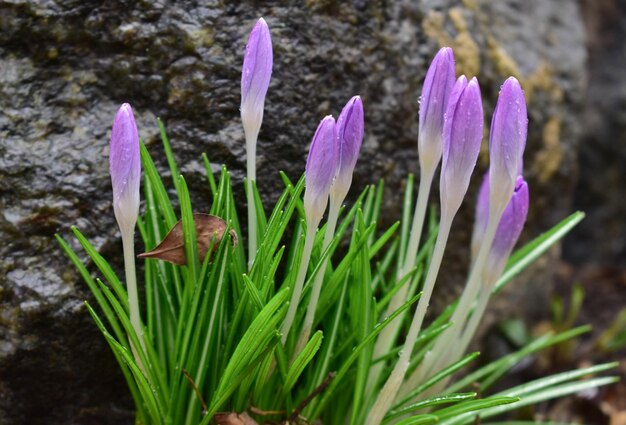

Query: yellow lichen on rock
[
  {"left": 486, "top": 36, "right": 521, "bottom": 81},
  {"left": 533, "top": 116, "right": 563, "bottom": 182},
  {"left": 422, "top": 11, "right": 452, "bottom": 46},
  {"left": 526, "top": 62, "right": 564, "bottom": 104},
  {"left": 422, "top": 8, "right": 480, "bottom": 77},
  {"left": 189, "top": 28, "right": 215, "bottom": 48},
  {"left": 449, "top": 8, "right": 481, "bottom": 77},
  {"left": 462, "top": 0, "right": 478, "bottom": 11}
]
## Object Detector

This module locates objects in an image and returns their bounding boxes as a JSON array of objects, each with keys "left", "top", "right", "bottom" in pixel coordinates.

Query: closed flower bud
[
  {"left": 331, "top": 96, "right": 364, "bottom": 204},
  {"left": 241, "top": 18, "right": 273, "bottom": 138},
  {"left": 304, "top": 116, "right": 338, "bottom": 226},
  {"left": 109, "top": 103, "right": 141, "bottom": 236},
  {"left": 484, "top": 176, "right": 529, "bottom": 284},
  {"left": 418, "top": 47, "right": 456, "bottom": 173},
  {"left": 440, "top": 76, "right": 484, "bottom": 216},
  {"left": 489, "top": 77, "right": 528, "bottom": 214}
]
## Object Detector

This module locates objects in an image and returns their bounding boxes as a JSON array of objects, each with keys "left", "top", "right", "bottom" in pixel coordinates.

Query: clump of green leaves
[
  {"left": 58, "top": 17, "right": 618, "bottom": 425},
  {"left": 58, "top": 122, "right": 616, "bottom": 424}
]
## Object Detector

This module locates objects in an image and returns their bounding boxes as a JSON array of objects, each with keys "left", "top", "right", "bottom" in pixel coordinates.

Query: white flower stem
[
  {"left": 423, "top": 284, "right": 494, "bottom": 398},
  {"left": 369, "top": 168, "right": 435, "bottom": 392},
  {"left": 246, "top": 132, "right": 258, "bottom": 269},
  {"left": 281, "top": 224, "right": 317, "bottom": 345},
  {"left": 456, "top": 283, "right": 492, "bottom": 359},
  {"left": 294, "top": 200, "right": 339, "bottom": 356},
  {"left": 402, "top": 169, "right": 435, "bottom": 278},
  {"left": 122, "top": 231, "right": 146, "bottom": 370},
  {"left": 407, "top": 206, "right": 503, "bottom": 386},
  {"left": 367, "top": 214, "right": 452, "bottom": 425}
]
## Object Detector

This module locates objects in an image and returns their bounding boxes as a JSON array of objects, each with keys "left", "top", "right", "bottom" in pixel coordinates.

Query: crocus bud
[
  {"left": 483, "top": 176, "right": 529, "bottom": 284},
  {"left": 489, "top": 77, "right": 527, "bottom": 215},
  {"left": 440, "top": 76, "right": 484, "bottom": 217},
  {"left": 330, "top": 96, "right": 364, "bottom": 204},
  {"left": 241, "top": 18, "right": 273, "bottom": 139},
  {"left": 304, "top": 116, "right": 338, "bottom": 226},
  {"left": 109, "top": 103, "right": 141, "bottom": 236},
  {"left": 470, "top": 172, "right": 489, "bottom": 262},
  {"left": 418, "top": 47, "right": 455, "bottom": 174}
]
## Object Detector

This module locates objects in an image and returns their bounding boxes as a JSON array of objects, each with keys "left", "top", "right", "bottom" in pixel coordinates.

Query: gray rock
[
  {"left": 568, "top": 0, "right": 626, "bottom": 265},
  {"left": 0, "top": 0, "right": 586, "bottom": 423}
]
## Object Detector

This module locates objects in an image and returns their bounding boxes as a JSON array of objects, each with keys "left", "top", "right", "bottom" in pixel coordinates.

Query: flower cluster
[
  {"left": 69, "top": 17, "right": 611, "bottom": 425},
  {"left": 365, "top": 47, "right": 529, "bottom": 422},
  {"left": 107, "top": 27, "right": 527, "bottom": 368}
]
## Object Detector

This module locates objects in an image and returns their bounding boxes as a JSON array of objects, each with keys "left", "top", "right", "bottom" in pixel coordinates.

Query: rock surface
[
  {"left": 0, "top": 0, "right": 586, "bottom": 423},
  {"left": 568, "top": 0, "right": 626, "bottom": 266}
]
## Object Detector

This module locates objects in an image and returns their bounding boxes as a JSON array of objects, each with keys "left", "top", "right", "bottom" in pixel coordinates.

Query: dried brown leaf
[
  {"left": 138, "top": 213, "right": 237, "bottom": 265},
  {"left": 213, "top": 412, "right": 258, "bottom": 425}
]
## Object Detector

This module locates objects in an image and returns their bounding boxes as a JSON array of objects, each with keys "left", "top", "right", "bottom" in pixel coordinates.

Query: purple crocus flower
[
  {"left": 418, "top": 47, "right": 455, "bottom": 172},
  {"left": 484, "top": 176, "right": 529, "bottom": 283},
  {"left": 109, "top": 103, "right": 141, "bottom": 236},
  {"left": 440, "top": 76, "right": 484, "bottom": 216},
  {"left": 304, "top": 115, "right": 338, "bottom": 225},
  {"left": 241, "top": 18, "right": 272, "bottom": 265},
  {"left": 241, "top": 18, "right": 273, "bottom": 138},
  {"left": 489, "top": 77, "right": 528, "bottom": 213},
  {"left": 331, "top": 96, "right": 364, "bottom": 203}
]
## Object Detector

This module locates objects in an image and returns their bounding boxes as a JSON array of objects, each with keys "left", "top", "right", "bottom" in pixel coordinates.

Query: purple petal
[
  {"left": 486, "top": 176, "right": 529, "bottom": 279},
  {"left": 241, "top": 18, "right": 273, "bottom": 111},
  {"left": 492, "top": 177, "right": 529, "bottom": 255},
  {"left": 489, "top": 77, "right": 527, "bottom": 205},
  {"left": 109, "top": 103, "right": 140, "bottom": 232},
  {"left": 440, "top": 76, "right": 484, "bottom": 213},
  {"left": 418, "top": 47, "right": 455, "bottom": 168},
  {"left": 304, "top": 116, "right": 337, "bottom": 222},
  {"left": 333, "top": 96, "right": 364, "bottom": 199}
]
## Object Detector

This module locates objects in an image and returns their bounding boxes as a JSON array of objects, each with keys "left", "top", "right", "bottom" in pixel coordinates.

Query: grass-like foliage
[
  {"left": 57, "top": 17, "right": 617, "bottom": 425},
  {"left": 57, "top": 123, "right": 616, "bottom": 424}
]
